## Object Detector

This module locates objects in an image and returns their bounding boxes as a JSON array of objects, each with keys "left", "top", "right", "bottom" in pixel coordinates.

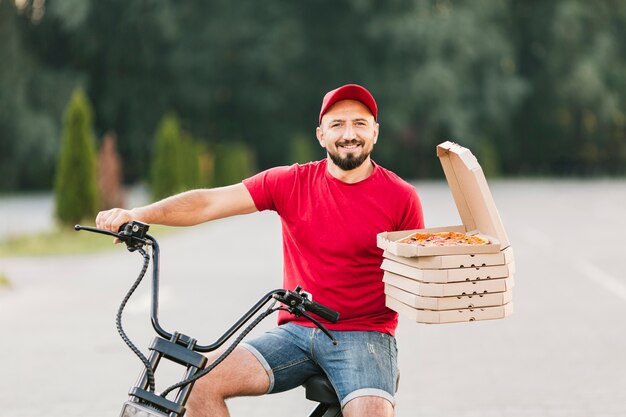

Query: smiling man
[
  {"left": 317, "top": 84, "right": 379, "bottom": 176},
  {"left": 96, "top": 84, "right": 424, "bottom": 417}
]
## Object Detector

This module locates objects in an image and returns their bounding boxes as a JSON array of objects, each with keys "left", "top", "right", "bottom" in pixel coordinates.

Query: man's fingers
[
  {"left": 95, "top": 208, "right": 132, "bottom": 232},
  {"left": 108, "top": 211, "right": 128, "bottom": 232}
]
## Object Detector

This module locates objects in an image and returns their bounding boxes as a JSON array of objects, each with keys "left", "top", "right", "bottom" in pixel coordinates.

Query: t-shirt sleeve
[
  {"left": 242, "top": 165, "right": 294, "bottom": 213},
  {"left": 396, "top": 185, "right": 425, "bottom": 231}
]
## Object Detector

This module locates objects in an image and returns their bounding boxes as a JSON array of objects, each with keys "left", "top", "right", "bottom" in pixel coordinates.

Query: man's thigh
[
  {"left": 313, "top": 329, "right": 398, "bottom": 409},
  {"left": 241, "top": 323, "right": 321, "bottom": 393},
  {"left": 193, "top": 345, "right": 270, "bottom": 398}
]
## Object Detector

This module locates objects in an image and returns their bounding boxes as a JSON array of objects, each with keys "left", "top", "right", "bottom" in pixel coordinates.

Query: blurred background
[
  {"left": 3, "top": 0, "right": 626, "bottom": 202},
  {"left": 2, "top": 2, "right": 626, "bottom": 416}
]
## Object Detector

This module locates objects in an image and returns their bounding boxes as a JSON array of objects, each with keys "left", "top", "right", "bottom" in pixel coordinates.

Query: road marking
[
  {"left": 572, "top": 258, "right": 626, "bottom": 302},
  {"left": 520, "top": 227, "right": 626, "bottom": 302}
]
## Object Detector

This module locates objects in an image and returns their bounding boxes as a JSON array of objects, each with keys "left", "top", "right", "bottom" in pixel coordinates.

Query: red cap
[{"left": 319, "top": 84, "right": 378, "bottom": 124}]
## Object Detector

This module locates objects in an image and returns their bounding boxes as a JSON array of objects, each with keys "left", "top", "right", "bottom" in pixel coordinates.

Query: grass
[
  {"left": 0, "top": 224, "right": 175, "bottom": 258},
  {"left": 0, "top": 272, "right": 10, "bottom": 287}
]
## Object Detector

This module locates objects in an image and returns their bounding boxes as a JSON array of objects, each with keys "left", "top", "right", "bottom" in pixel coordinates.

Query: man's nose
[{"left": 342, "top": 124, "right": 356, "bottom": 139}]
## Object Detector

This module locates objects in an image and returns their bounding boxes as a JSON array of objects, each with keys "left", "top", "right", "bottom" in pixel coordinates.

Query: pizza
[{"left": 397, "top": 231, "right": 489, "bottom": 247}]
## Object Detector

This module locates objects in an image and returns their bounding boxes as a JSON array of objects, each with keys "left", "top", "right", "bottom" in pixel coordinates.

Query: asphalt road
[{"left": 1, "top": 179, "right": 625, "bottom": 417}]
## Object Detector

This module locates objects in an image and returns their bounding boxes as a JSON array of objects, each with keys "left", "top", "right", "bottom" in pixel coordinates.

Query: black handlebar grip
[{"left": 304, "top": 299, "right": 340, "bottom": 323}]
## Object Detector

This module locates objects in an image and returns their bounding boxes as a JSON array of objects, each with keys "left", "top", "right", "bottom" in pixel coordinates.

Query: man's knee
[
  {"left": 191, "top": 346, "right": 270, "bottom": 398},
  {"left": 186, "top": 347, "right": 270, "bottom": 417},
  {"left": 343, "top": 395, "right": 394, "bottom": 417}
]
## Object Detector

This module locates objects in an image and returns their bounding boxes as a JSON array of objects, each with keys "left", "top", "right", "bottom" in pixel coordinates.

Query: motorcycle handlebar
[
  {"left": 303, "top": 298, "right": 340, "bottom": 323},
  {"left": 75, "top": 223, "right": 340, "bottom": 350}
]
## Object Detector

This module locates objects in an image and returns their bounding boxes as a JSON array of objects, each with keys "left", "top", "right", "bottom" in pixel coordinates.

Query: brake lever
[
  {"left": 75, "top": 222, "right": 151, "bottom": 252},
  {"left": 297, "top": 308, "right": 338, "bottom": 346},
  {"left": 273, "top": 289, "right": 338, "bottom": 345},
  {"left": 75, "top": 224, "right": 119, "bottom": 238}
]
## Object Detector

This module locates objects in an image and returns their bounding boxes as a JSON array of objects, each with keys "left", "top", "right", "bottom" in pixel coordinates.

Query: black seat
[
  {"left": 303, "top": 374, "right": 340, "bottom": 404},
  {"left": 303, "top": 372, "right": 400, "bottom": 405}
]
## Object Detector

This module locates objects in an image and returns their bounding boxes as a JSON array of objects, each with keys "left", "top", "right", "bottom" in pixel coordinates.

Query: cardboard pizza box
[
  {"left": 382, "top": 247, "right": 515, "bottom": 269},
  {"left": 386, "top": 295, "right": 513, "bottom": 324},
  {"left": 384, "top": 283, "right": 513, "bottom": 310},
  {"left": 381, "top": 258, "right": 515, "bottom": 284},
  {"left": 377, "top": 141, "right": 511, "bottom": 257},
  {"left": 382, "top": 271, "right": 515, "bottom": 297},
  {"left": 377, "top": 227, "right": 498, "bottom": 256}
]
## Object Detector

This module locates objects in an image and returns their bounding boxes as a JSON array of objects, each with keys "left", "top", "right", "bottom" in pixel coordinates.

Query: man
[{"left": 96, "top": 84, "right": 424, "bottom": 417}]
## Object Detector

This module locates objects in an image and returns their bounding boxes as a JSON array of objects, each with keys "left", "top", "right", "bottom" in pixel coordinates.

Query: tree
[
  {"left": 213, "top": 142, "right": 256, "bottom": 187},
  {"left": 6, "top": 0, "right": 626, "bottom": 184},
  {"left": 150, "top": 114, "right": 185, "bottom": 201},
  {"left": 54, "top": 88, "right": 100, "bottom": 225},
  {"left": 0, "top": 0, "right": 73, "bottom": 191},
  {"left": 289, "top": 134, "right": 318, "bottom": 165},
  {"left": 511, "top": 0, "right": 626, "bottom": 175},
  {"left": 180, "top": 132, "right": 202, "bottom": 190},
  {"left": 98, "top": 131, "right": 125, "bottom": 209}
]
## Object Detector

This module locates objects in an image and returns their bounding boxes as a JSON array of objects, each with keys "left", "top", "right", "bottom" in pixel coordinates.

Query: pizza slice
[{"left": 397, "top": 231, "right": 490, "bottom": 247}]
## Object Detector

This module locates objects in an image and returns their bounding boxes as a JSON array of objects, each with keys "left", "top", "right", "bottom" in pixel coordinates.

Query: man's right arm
[{"left": 95, "top": 183, "right": 257, "bottom": 233}]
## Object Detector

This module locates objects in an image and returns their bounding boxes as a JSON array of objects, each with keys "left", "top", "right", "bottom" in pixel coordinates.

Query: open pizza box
[
  {"left": 382, "top": 271, "right": 515, "bottom": 297},
  {"left": 386, "top": 295, "right": 513, "bottom": 324},
  {"left": 377, "top": 141, "right": 511, "bottom": 257},
  {"left": 381, "top": 258, "right": 515, "bottom": 284},
  {"left": 385, "top": 283, "right": 512, "bottom": 310}
]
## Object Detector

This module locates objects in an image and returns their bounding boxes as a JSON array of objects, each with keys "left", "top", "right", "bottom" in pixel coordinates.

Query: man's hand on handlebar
[{"left": 96, "top": 208, "right": 140, "bottom": 242}]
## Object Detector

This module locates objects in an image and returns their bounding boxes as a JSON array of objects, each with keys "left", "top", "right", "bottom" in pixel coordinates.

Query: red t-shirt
[{"left": 243, "top": 159, "right": 424, "bottom": 335}]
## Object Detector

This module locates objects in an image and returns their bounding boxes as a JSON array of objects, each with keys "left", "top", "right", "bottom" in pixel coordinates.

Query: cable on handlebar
[
  {"left": 159, "top": 302, "right": 278, "bottom": 397},
  {"left": 116, "top": 247, "right": 157, "bottom": 392}
]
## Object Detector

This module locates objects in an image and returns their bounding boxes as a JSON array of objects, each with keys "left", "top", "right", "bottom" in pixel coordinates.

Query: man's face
[{"left": 316, "top": 100, "right": 379, "bottom": 171}]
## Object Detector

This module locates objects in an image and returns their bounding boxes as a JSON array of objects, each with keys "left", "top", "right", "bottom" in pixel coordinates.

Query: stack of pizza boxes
[{"left": 377, "top": 141, "right": 515, "bottom": 324}]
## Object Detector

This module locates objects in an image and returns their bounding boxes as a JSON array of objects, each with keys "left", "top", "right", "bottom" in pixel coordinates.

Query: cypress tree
[
  {"left": 150, "top": 114, "right": 184, "bottom": 201},
  {"left": 289, "top": 134, "right": 316, "bottom": 164},
  {"left": 54, "top": 88, "right": 100, "bottom": 225},
  {"left": 213, "top": 142, "right": 256, "bottom": 187},
  {"left": 180, "top": 132, "right": 202, "bottom": 190}
]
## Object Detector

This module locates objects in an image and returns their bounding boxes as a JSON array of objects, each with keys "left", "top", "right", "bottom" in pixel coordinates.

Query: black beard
[{"left": 327, "top": 147, "right": 372, "bottom": 171}]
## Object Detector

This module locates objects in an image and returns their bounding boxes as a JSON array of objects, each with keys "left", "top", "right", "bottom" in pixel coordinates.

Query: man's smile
[{"left": 337, "top": 141, "right": 364, "bottom": 152}]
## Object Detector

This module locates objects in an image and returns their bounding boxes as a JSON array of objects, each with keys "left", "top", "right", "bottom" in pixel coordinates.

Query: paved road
[
  {"left": 1, "top": 179, "right": 625, "bottom": 417},
  {"left": 0, "top": 192, "right": 54, "bottom": 241}
]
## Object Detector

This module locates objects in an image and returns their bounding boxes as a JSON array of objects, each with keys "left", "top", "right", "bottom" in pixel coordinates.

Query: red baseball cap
[{"left": 319, "top": 84, "right": 378, "bottom": 124}]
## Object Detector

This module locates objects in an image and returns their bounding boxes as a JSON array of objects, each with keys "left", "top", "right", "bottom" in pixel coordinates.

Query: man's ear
[
  {"left": 373, "top": 122, "right": 379, "bottom": 144},
  {"left": 316, "top": 126, "right": 326, "bottom": 148}
]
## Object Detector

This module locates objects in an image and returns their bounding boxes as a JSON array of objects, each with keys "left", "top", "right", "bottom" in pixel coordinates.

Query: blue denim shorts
[{"left": 241, "top": 322, "right": 398, "bottom": 408}]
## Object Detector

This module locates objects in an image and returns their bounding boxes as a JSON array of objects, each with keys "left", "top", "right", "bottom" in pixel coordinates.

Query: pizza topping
[{"left": 398, "top": 231, "right": 489, "bottom": 247}]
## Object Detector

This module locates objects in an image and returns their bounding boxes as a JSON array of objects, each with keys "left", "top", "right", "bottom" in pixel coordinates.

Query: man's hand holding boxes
[{"left": 378, "top": 141, "right": 515, "bottom": 324}]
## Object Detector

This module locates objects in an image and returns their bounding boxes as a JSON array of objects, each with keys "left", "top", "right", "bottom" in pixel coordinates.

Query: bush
[
  {"left": 197, "top": 142, "right": 215, "bottom": 188},
  {"left": 54, "top": 88, "right": 100, "bottom": 225},
  {"left": 289, "top": 134, "right": 318, "bottom": 164},
  {"left": 180, "top": 132, "right": 202, "bottom": 190},
  {"left": 98, "top": 131, "right": 125, "bottom": 209},
  {"left": 0, "top": 272, "right": 10, "bottom": 288},
  {"left": 150, "top": 114, "right": 185, "bottom": 201},
  {"left": 213, "top": 142, "right": 256, "bottom": 186},
  {"left": 150, "top": 113, "right": 208, "bottom": 200},
  {"left": 478, "top": 139, "right": 502, "bottom": 178}
]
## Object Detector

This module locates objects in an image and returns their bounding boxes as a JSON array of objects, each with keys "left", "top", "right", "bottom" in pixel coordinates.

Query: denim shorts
[{"left": 241, "top": 322, "right": 398, "bottom": 408}]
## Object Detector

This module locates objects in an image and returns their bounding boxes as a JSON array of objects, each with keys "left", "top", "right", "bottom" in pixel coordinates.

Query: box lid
[
  {"left": 382, "top": 247, "right": 515, "bottom": 269},
  {"left": 437, "top": 141, "right": 510, "bottom": 249}
]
